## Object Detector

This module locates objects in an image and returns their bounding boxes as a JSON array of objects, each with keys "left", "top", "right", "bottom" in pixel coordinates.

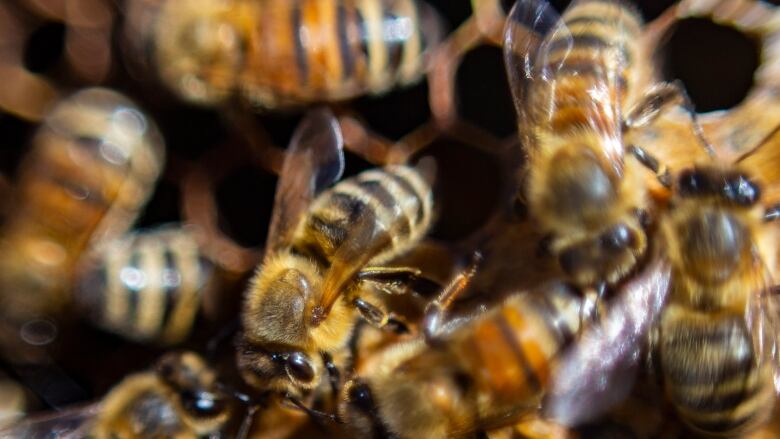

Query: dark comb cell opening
[
  {"left": 215, "top": 167, "right": 276, "bottom": 248},
  {"left": 135, "top": 180, "right": 182, "bottom": 227},
  {"left": 428, "top": 0, "right": 471, "bottom": 29},
  {"left": 661, "top": 18, "right": 760, "bottom": 112},
  {"left": 158, "top": 107, "right": 228, "bottom": 161},
  {"left": 23, "top": 22, "right": 65, "bottom": 74},
  {"left": 415, "top": 138, "right": 502, "bottom": 241},
  {"left": 456, "top": 45, "right": 516, "bottom": 138},
  {"left": 352, "top": 81, "right": 431, "bottom": 141}
]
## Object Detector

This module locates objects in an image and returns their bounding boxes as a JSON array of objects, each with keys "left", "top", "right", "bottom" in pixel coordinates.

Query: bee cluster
[{"left": 0, "top": 0, "right": 778, "bottom": 438}]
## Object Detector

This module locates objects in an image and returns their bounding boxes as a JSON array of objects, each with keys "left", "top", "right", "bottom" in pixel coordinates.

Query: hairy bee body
[
  {"left": 341, "top": 285, "right": 582, "bottom": 439},
  {"left": 240, "top": 164, "right": 433, "bottom": 398},
  {"left": 76, "top": 226, "right": 213, "bottom": 345},
  {"left": 657, "top": 166, "right": 778, "bottom": 436},
  {"left": 291, "top": 166, "right": 433, "bottom": 266},
  {"left": 0, "top": 88, "right": 164, "bottom": 317},
  {"left": 509, "top": 0, "right": 654, "bottom": 287},
  {"left": 145, "top": 0, "right": 441, "bottom": 107}
]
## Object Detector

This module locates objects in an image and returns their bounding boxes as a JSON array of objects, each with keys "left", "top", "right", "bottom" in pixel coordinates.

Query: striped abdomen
[
  {"left": 453, "top": 285, "right": 582, "bottom": 418},
  {"left": 0, "top": 88, "right": 164, "bottom": 316},
  {"left": 529, "top": 0, "right": 644, "bottom": 134},
  {"left": 293, "top": 165, "right": 433, "bottom": 266},
  {"left": 77, "top": 226, "right": 212, "bottom": 345},
  {"left": 244, "top": 0, "right": 441, "bottom": 108},
  {"left": 659, "top": 305, "right": 775, "bottom": 435}
]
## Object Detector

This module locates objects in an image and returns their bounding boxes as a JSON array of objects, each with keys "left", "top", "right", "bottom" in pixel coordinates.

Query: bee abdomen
[
  {"left": 534, "top": 0, "right": 642, "bottom": 132},
  {"left": 77, "top": 226, "right": 212, "bottom": 345},
  {"left": 249, "top": 0, "right": 439, "bottom": 108},
  {"left": 458, "top": 287, "right": 581, "bottom": 406},
  {"left": 294, "top": 165, "right": 432, "bottom": 265},
  {"left": 660, "top": 312, "right": 774, "bottom": 435}
]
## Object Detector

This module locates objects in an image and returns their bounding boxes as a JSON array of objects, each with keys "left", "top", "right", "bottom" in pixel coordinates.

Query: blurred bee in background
[
  {"left": 0, "top": 351, "right": 233, "bottom": 438},
  {"left": 0, "top": 88, "right": 165, "bottom": 324},
  {"left": 235, "top": 107, "right": 436, "bottom": 423},
  {"left": 74, "top": 225, "right": 215, "bottom": 346},
  {"left": 123, "top": 0, "right": 444, "bottom": 108},
  {"left": 339, "top": 265, "right": 669, "bottom": 439},
  {"left": 0, "top": 377, "right": 27, "bottom": 430},
  {"left": 544, "top": 127, "right": 780, "bottom": 436},
  {"left": 503, "top": 0, "right": 711, "bottom": 296}
]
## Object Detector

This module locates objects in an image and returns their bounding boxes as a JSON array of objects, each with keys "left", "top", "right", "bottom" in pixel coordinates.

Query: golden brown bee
[
  {"left": 0, "top": 351, "right": 232, "bottom": 438},
  {"left": 127, "top": 0, "right": 443, "bottom": 108},
  {"left": 236, "top": 108, "right": 435, "bottom": 415},
  {"left": 544, "top": 128, "right": 780, "bottom": 436},
  {"left": 503, "top": 0, "right": 709, "bottom": 290},
  {"left": 75, "top": 225, "right": 214, "bottom": 345},
  {"left": 0, "top": 88, "right": 165, "bottom": 319},
  {"left": 652, "top": 164, "right": 780, "bottom": 436}
]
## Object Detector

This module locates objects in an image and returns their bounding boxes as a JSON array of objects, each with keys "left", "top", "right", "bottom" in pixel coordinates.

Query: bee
[
  {"left": 236, "top": 107, "right": 435, "bottom": 415},
  {"left": 503, "top": 0, "right": 710, "bottom": 291},
  {"left": 339, "top": 258, "right": 670, "bottom": 439},
  {"left": 0, "top": 351, "right": 233, "bottom": 438},
  {"left": 0, "top": 378, "right": 26, "bottom": 429},
  {"left": 75, "top": 225, "right": 214, "bottom": 345},
  {"left": 126, "top": 0, "right": 443, "bottom": 108},
  {"left": 544, "top": 129, "right": 780, "bottom": 436},
  {"left": 0, "top": 88, "right": 165, "bottom": 319}
]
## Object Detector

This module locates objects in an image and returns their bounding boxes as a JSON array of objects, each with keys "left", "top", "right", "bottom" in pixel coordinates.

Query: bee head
[{"left": 236, "top": 340, "right": 323, "bottom": 396}]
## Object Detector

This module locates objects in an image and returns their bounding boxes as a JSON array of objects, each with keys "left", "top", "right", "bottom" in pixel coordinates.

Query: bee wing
[
  {"left": 503, "top": 0, "right": 565, "bottom": 130},
  {"left": 734, "top": 123, "right": 780, "bottom": 207},
  {"left": 743, "top": 257, "right": 780, "bottom": 394},
  {"left": 544, "top": 258, "right": 672, "bottom": 427},
  {"left": 504, "top": 0, "right": 629, "bottom": 164},
  {"left": 0, "top": 403, "right": 101, "bottom": 439},
  {"left": 264, "top": 108, "right": 345, "bottom": 255}
]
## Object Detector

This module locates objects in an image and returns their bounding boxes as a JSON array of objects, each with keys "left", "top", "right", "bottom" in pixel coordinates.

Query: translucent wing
[
  {"left": 743, "top": 255, "right": 780, "bottom": 394},
  {"left": 0, "top": 403, "right": 100, "bottom": 439},
  {"left": 264, "top": 107, "right": 345, "bottom": 255},
  {"left": 544, "top": 258, "right": 672, "bottom": 426},
  {"left": 504, "top": 0, "right": 632, "bottom": 165},
  {"left": 503, "top": 0, "right": 566, "bottom": 130}
]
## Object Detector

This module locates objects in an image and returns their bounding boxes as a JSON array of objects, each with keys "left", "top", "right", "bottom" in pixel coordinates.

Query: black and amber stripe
[
  {"left": 248, "top": 0, "right": 437, "bottom": 107},
  {"left": 77, "top": 226, "right": 212, "bottom": 345},
  {"left": 0, "top": 89, "right": 164, "bottom": 317},
  {"left": 292, "top": 165, "right": 433, "bottom": 267},
  {"left": 456, "top": 287, "right": 581, "bottom": 411},
  {"left": 660, "top": 308, "right": 775, "bottom": 435},
  {"left": 530, "top": 0, "right": 643, "bottom": 135}
]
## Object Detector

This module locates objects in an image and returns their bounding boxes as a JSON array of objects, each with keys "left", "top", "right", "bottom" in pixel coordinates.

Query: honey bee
[
  {"left": 75, "top": 225, "right": 214, "bottom": 345},
  {"left": 236, "top": 107, "right": 435, "bottom": 416},
  {"left": 503, "top": 0, "right": 710, "bottom": 291},
  {"left": 340, "top": 268, "right": 673, "bottom": 439},
  {"left": 545, "top": 130, "right": 780, "bottom": 436},
  {"left": 0, "top": 88, "right": 165, "bottom": 320},
  {"left": 126, "top": 0, "right": 443, "bottom": 108},
  {"left": 0, "top": 351, "right": 233, "bottom": 438}
]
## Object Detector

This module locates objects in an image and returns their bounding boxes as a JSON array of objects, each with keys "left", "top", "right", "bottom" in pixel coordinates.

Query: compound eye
[
  {"left": 678, "top": 169, "right": 710, "bottom": 197},
  {"left": 723, "top": 173, "right": 760, "bottom": 206},
  {"left": 600, "top": 223, "right": 635, "bottom": 251},
  {"left": 180, "top": 390, "right": 227, "bottom": 418},
  {"left": 347, "top": 381, "right": 375, "bottom": 413},
  {"left": 286, "top": 352, "right": 315, "bottom": 383}
]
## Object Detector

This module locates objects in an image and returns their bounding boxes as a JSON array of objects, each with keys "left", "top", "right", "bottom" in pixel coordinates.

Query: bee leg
[
  {"left": 624, "top": 81, "right": 715, "bottom": 156},
  {"left": 321, "top": 352, "right": 341, "bottom": 396},
  {"left": 352, "top": 297, "right": 410, "bottom": 334},
  {"left": 283, "top": 393, "right": 342, "bottom": 424},
  {"left": 236, "top": 404, "right": 260, "bottom": 439},
  {"left": 764, "top": 204, "right": 780, "bottom": 222},
  {"left": 579, "top": 282, "right": 607, "bottom": 326},
  {"left": 626, "top": 145, "right": 672, "bottom": 187},
  {"left": 423, "top": 252, "right": 483, "bottom": 344}
]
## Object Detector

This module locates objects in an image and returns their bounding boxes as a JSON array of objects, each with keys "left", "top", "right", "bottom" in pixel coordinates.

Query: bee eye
[
  {"left": 347, "top": 381, "right": 375, "bottom": 413},
  {"left": 286, "top": 352, "right": 315, "bottom": 383},
  {"left": 180, "top": 390, "right": 226, "bottom": 418},
  {"left": 678, "top": 169, "right": 710, "bottom": 197},
  {"left": 723, "top": 173, "right": 760, "bottom": 206},
  {"left": 600, "top": 224, "right": 634, "bottom": 251}
]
